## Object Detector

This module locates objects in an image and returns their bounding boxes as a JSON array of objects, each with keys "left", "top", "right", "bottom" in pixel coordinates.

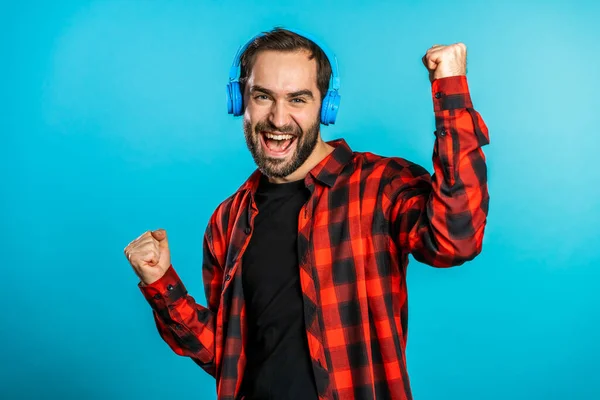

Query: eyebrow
[{"left": 250, "top": 85, "right": 314, "bottom": 100}]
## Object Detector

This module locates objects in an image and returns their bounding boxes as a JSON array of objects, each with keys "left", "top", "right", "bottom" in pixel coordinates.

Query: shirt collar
[
  {"left": 308, "top": 138, "right": 353, "bottom": 187},
  {"left": 236, "top": 138, "right": 353, "bottom": 193}
]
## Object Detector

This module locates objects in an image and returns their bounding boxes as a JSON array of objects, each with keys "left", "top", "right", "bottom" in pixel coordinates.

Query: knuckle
[{"left": 134, "top": 231, "right": 151, "bottom": 242}]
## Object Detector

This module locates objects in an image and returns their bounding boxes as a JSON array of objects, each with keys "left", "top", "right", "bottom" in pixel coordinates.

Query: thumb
[
  {"left": 151, "top": 229, "right": 168, "bottom": 245},
  {"left": 422, "top": 55, "right": 436, "bottom": 71},
  {"left": 426, "top": 55, "right": 439, "bottom": 71}
]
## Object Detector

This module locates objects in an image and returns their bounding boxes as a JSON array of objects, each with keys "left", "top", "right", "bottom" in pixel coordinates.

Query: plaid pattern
[{"left": 139, "top": 75, "right": 490, "bottom": 400}]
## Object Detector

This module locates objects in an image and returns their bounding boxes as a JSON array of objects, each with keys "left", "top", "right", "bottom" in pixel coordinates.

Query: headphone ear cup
[
  {"left": 226, "top": 83, "right": 234, "bottom": 114},
  {"left": 320, "top": 90, "right": 341, "bottom": 125},
  {"left": 231, "top": 82, "right": 243, "bottom": 116}
]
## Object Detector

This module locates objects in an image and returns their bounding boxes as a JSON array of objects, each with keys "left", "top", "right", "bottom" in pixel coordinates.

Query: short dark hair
[{"left": 238, "top": 27, "right": 333, "bottom": 102}]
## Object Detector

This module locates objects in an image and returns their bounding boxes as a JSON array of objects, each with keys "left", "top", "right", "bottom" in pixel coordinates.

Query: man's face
[{"left": 243, "top": 50, "right": 322, "bottom": 179}]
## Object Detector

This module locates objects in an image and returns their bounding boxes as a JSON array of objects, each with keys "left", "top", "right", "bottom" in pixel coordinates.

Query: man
[{"left": 124, "top": 27, "right": 489, "bottom": 400}]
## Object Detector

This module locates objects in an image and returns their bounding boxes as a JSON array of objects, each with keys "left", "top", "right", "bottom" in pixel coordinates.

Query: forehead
[{"left": 248, "top": 50, "right": 318, "bottom": 91}]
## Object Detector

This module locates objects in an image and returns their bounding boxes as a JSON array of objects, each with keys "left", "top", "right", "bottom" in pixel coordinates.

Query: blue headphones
[{"left": 226, "top": 28, "right": 341, "bottom": 125}]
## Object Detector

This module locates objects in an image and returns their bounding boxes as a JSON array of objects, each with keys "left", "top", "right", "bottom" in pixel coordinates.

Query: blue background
[{"left": 2, "top": 0, "right": 599, "bottom": 399}]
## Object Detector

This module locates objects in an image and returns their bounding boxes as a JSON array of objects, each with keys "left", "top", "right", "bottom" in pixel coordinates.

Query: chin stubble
[{"left": 244, "top": 118, "right": 320, "bottom": 179}]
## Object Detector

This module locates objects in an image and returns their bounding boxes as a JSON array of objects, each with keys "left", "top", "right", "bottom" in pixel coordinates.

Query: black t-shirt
[{"left": 240, "top": 174, "right": 318, "bottom": 400}]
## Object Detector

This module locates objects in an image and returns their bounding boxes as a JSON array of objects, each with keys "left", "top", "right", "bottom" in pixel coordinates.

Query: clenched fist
[
  {"left": 124, "top": 229, "right": 171, "bottom": 286},
  {"left": 422, "top": 43, "right": 467, "bottom": 83}
]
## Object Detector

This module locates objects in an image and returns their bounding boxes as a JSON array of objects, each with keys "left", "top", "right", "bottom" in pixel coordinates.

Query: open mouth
[{"left": 259, "top": 131, "right": 297, "bottom": 157}]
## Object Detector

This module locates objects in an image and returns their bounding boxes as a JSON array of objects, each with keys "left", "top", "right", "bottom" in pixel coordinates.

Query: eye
[
  {"left": 291, "top": 98, "right": 306, "bottom": 103},
  {"left": 254, "top": 94, "right": 270, "bottom": 101}
]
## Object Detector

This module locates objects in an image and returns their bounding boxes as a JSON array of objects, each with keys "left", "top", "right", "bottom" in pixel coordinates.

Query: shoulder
[
  {"left": 207, "top": 168, "right": 260, "bottom": 230},
  {"left": 350, "top": 149, "right": 431, "bottom": 184},
  {"left": 203, "top": 171, "right": 257, "bottom": 248},
  {"left": 207, "top": 189, "right": 248, "bottom": 233},
  {"left": 345, "top": 150, "right": 432, "bottom": 204}
]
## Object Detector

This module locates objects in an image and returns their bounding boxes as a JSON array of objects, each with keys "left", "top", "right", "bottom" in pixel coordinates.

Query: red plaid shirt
[{"left": 139, "top": 75, "right": 490, "bottom": 400}]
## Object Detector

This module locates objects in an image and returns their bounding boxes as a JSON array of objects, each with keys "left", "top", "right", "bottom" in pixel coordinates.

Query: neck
[{"left": 268, "top": 137, "right": 334, "bottom": 184}]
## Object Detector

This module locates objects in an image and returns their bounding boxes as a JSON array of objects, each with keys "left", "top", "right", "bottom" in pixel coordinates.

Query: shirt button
[
  {"left": 435, "top": 91, "right": 442, "bottom": 99},
  {"left": 225, "top": 274, "right": 231, "bottom": 281},
  {"left": 244, "top": 227, "right": 251, "bottom": 234},
  {"left": 439, "top": 129, "right": 447, "bottom": 136},
  {"left": 175, "top": 324, "right": 182, "bottom": 330},
  {"left": 153, "top": 294, "right": 161, "bottom": 300},
  {"left": 167, "top": 284, "right": 174, "bottom": 291}
]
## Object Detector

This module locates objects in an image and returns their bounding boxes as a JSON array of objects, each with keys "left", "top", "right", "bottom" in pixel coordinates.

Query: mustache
[{"left": 254, "top": 120, "right": 299, "bottom": 135}]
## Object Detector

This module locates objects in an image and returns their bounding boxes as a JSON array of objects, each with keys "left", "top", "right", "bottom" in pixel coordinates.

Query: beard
[{"left": 244, "top": 116, "right": 320, "bottom": 179}]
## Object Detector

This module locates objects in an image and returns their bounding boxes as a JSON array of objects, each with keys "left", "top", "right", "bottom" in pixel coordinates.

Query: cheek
[
  {"left": 244, "top": 103, "right": 266, "bottom": 125},
  {"left": 293, "top": 107, "right": 320, "bottom": 129},
  {"left": 243, "top": 108, "right": 252, "bottom": 126}
]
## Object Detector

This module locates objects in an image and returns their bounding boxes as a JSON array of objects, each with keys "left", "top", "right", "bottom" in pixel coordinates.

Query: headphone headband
[{"left": 228, "top": 28, "right": 340, "bottom": 91}]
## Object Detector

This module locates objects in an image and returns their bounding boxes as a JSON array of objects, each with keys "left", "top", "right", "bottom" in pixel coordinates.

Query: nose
[{"left": 268, "top": 100, "right": 290, "bottom": 129}]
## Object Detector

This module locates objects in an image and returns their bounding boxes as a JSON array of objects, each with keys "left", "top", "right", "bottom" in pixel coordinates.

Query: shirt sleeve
[
  {"left": 138, "top": 224, "right": 223, "bottom": 376},
  {"left": 385, "top": 75, "right": 490, "bottom": 267}
]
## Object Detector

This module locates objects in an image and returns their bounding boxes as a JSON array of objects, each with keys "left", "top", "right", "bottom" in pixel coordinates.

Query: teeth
[{"left": 264, "top": 133, "right": 293, "bottom": 141}]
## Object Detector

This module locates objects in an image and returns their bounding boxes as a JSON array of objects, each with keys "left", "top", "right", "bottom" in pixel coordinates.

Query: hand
[
  {"left": 422, "top": 43, "right": 467, "bottom": 83},
  {"left": 124, "top": 229, "right": 171, "bottom": 285}
]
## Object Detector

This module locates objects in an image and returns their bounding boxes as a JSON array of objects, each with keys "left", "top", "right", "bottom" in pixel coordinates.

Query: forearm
[
  {"left": 422, "top": 76, "right": 490, "bottom": 265},
  {"left": 390, "top": 76, "right": 490, "bottom": 267},
  {"left": 140, "top": 265, "right": 217, "bottom": 372},
  {"left": 431, "top": 75, "right": 490, "bottom": 192}
]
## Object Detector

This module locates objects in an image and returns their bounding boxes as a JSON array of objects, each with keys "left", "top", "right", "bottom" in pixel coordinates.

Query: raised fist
[
  {"left": 124, "top": 229, "right": 171, "bottom": 286},
  {"left": 422, "top": 43, "right": 467, "bottom": 82}
]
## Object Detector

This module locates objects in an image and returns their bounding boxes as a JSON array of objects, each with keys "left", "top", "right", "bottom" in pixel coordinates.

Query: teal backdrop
[{"left": 2, "top": 0, "right": 599, "bottom": 399}]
